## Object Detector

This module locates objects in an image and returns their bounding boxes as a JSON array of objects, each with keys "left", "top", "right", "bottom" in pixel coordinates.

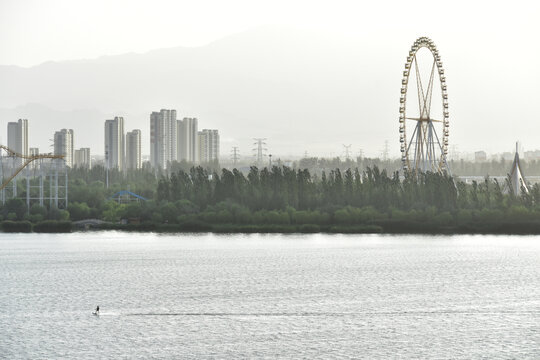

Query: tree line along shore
[{"left": 1, "top": 164, "right": 540, "bottom": 234}]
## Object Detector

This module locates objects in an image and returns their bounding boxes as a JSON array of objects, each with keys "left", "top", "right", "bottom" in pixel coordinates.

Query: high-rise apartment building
[
  {"left": 104, "top": 117, "right": 125, "bottom": 170},
  {"left": 178, "top": 117, "right": 198, "bottom": 163},
  {"left": 126, "top": 129, "right": 142, "bottom": 170},
  {"left": 54, "top": 129, "right": 74, "bottom": 167},
  {"left": 150, "top": 109, "right": 177, "bottom": 169},
  {"left": 7, "top": 119, "right": 28, "bottom": 166},
  {"left": 7, "top": 123, "right": 19, "bottom": 152},
  {"left": 74, "top": 148, "right": 91, "bottom": 169},
  {"left": 29, "top": 147, "right": 39, "bottom": 169},
  {"left": 198, "top": 129, "right": 220, "bottom": 163}
]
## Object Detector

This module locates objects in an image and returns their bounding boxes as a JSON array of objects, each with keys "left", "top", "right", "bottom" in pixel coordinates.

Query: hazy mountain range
[{"left": 1, "top": 26, "right": 538, "bottom": 157}]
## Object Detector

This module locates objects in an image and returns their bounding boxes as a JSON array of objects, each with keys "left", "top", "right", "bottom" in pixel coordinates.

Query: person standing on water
[{"left": 95, "top": 305, "right": 100, "bottom": 314}]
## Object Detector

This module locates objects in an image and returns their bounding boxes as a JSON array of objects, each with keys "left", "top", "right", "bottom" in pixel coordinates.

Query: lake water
[{"left": 0, "top": 232, "right": 539, "bottom": 359}]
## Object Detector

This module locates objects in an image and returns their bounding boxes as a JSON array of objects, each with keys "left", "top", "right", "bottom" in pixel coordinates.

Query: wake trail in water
[
  {"left": 124, "top": 310, "right": 540, "bottom": 317},
  {"left": 96, "top": 312, "right": 121, "bottom": 316}
]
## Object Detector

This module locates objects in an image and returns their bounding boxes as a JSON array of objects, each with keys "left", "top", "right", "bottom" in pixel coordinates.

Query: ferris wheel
[{"left": 399, "top": 37, "right": 450, "bottom": 174}]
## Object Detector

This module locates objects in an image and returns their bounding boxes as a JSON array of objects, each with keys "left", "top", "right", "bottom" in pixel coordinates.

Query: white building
[
  {"left": 54, "top": 128, "right": 74, "bottom": 167},
  {"left": 150, "top": 109, "right": 177, "bottom": 169},
  {"left": 198, "top": 129, "right": 220, "bottom": 163},
  {"left": 104, "top": 117, "right": 125, "bottom": 170},
  {"left": 524, "top": 150, "right": 540, "bottom": 161},
  {"left": 474, "top": 151, "right": 487, "bottom": 162},
  {"left": 74, "top": 148, "right": 91, "bottom": 169},
  {"left": 178, "top": 117, "right": 198, "bottom": 163},
  {"left": 126, "top": 129, "right": 142, "bottom": 170},
  {"left": 7, "top": 119, "right": 28, "bottom": 166},
  {"left": 29, "top": 147, "right": 39, "bottom": 169}
]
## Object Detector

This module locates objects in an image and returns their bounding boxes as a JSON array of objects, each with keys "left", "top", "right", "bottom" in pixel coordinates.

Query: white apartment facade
[
  {"left": 104, "top": 117, "right": 125, "bottom": 170},
  {"left": 126, "top": 129, "right": 142, "bottom": 170},
  {"left": 29, "top": 147, "right": 39, "bottom": 169},
  {"left": 178, "top": 117, "right": 198, "bottom": 163},
  {"left": 150, "top": 109, "right": 177, "bottom": 169},
  {"left": 74, "top": 148, "right": 91, "bottom": 169},
  {"left": 7, "top": 119, "right": 28, "bottom": 166},
  {"left": 54, "top": 129, "right": 74, "bottom": 167},
  {"left": 198, "top": 129, "right": 220, "bottom": 163}
]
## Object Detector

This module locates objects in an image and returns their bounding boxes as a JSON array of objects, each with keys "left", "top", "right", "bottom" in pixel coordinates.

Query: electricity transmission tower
[
  {"left": 231, "top": 147, "right": 240, "bottom": 166},
  {"left": 343, "top": 144, "right": 352, "bottom": 161},
  {"left": 382, "top": 140, "right": 389, "bottom": 161},
  {"left": 253, "top": 138, "right": 267, "bottom": 167},
  {"left": 449, "top": 145, "right": 459, "bottom": 161}
]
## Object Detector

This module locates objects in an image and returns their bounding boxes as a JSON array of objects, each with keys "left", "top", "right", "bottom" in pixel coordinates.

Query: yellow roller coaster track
[{"left": 0, "top": 145, "right": 64, "bottom": 191}]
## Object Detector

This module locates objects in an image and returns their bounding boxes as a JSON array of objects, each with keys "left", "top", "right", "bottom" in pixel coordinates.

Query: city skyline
[
  {"left": 1, "top": 20, "right": 540, "bottom": 158},
  {"left": 4, "top": 115, "right": 540, "bottom": 164},
  {"left": 1, "top": 1, "right": 540, "bottom": 161},
  {"left": 2, "top": 112, "right": 220, "bottom": 169}
]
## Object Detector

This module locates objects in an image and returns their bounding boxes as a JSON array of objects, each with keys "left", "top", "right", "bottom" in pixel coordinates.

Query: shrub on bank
[
  {"left": 328, "top": 225, "right": 383, "bottom": 234},
  {"left": 178, "top": 220, "right": 212, "bottom": 232},
  {"left": 1, "top": 220, "right": 32, "bottom": 233},
  {"left": 298, "top": 224, "right": 321, "bottom": 233},
  {"left": 33, "top": 221, "right": 72, "bottom": 233}
]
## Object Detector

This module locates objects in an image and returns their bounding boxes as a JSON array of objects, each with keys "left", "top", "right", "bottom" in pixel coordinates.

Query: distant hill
[{"left": 0, "top": 27, "right": 409, "bottom": 156}]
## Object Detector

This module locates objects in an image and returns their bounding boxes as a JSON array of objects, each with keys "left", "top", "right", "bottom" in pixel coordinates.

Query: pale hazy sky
[
  {"left": 1, "top": 0, "right": 540, "bottom": 157},
  {"left": 1, "top": 0, "right": 538, "bottom": 67}
]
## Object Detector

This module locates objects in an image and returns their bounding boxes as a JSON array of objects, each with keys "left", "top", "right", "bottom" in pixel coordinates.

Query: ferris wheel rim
[{"left": 399, "top": 36, "right": 450, "bottom": 174}]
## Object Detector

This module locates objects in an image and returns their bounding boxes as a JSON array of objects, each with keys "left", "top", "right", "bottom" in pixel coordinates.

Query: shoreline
[{"left": 3, "top": 220, "right": 540, "bottom": 235}]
